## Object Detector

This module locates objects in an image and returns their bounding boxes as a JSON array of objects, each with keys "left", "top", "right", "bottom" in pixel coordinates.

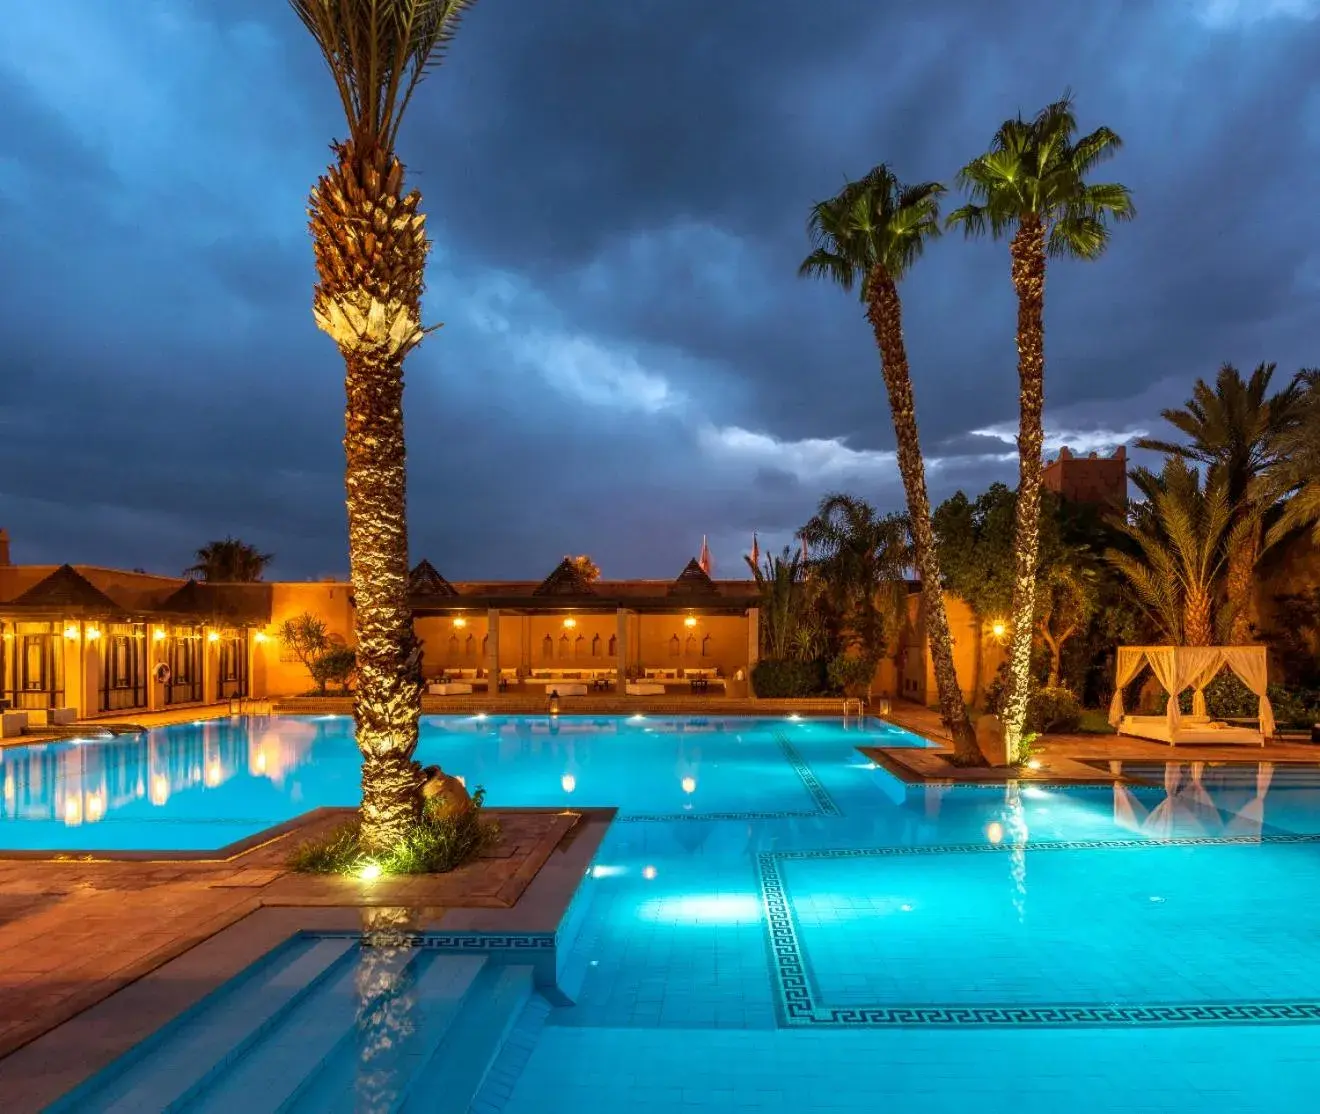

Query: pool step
[
  {"left": 396, "top": 963, "right": 536, "bottom": 1114},
  {"left": 67, "top": 936, "right": 357, "bottom": 1114},
  {"left": 277, "top": 952, "right": 489, "bottom": 1114}
]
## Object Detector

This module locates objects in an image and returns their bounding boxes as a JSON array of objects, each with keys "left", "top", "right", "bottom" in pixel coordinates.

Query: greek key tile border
[
  {"left": 619, "top": 731, "right": 840, "bottom": 823},
  {"left": 358, "top": 932, "right": 555, "bottom": 952},
  {"left": 757, "top": 837, "right": 1320, "bottom": 1029}
]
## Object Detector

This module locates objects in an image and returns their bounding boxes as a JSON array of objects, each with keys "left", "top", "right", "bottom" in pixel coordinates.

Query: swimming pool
[{"left": 13, "top": 717, "right": 1320, "bottom": 1111}]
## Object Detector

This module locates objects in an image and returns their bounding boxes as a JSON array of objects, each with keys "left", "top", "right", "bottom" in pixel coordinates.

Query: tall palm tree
[
  {"left": 1136, "top": 362, "right": 1302, "bottom": 641},
  {"left": 186, "top": 537, "right": 273, "bottom": 582},
  {"left": 798, "top": 493, "right": 909, "bottom": 665},
  {"left": 1106, "top": 458, "right": 1238, "bottom": 646},
  {"left": 948, "top": 93, "right": 1134, "bottom": 759},
  {"left": 289, "top": 0, "right": 476, "bottom": 854},
  {"left": 799, "top": 165, "right": 980, "bottom": 763},
  {"left": 1264, "top": 369, "right": 1320, "bottom": 549}
]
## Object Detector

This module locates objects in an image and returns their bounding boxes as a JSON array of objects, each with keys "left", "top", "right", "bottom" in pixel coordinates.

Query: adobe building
[{"left": 1042, "top": 445, "right": 1128, "bottom": 508}]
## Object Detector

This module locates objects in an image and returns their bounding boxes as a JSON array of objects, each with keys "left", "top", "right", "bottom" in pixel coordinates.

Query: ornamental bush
[
  {"left": 1025, "top": 686, "right": 1082, "bottom": 734},
  {"left": 751, "top": 659, "right": 829, "bottom": 697}
]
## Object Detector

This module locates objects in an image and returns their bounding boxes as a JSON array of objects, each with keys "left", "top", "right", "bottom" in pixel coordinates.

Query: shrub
[
  {"left": 827, "top": 655, "right": 877, "bottom": 696},
  {"left": 1025, "top": 686, "right": 1082, "bottom": 735},
  {"left": 289, "top": 788, "right": 500, "bottom": 875},
  {"left": 311, "top": 645, "right": 356, "bottom": 693},
  {"left": 751, "top": 659, "right": 828, "bottom": 697}
]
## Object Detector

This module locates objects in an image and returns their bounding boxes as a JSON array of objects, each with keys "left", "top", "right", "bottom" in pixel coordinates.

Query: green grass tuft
[{"left": 288, "top": 788, "right": 501, "bottom": 876}]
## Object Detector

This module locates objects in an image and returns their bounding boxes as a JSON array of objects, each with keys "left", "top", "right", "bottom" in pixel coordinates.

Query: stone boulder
[
  {"left": 419, "top": 764, "right": 472, "bottom": 820},
  {"left": 974, "top": 714, "right": 1009, "bottom": 767}
]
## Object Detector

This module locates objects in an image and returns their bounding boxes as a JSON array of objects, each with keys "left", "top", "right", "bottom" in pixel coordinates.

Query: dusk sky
[{"left": 1, "top": 0, "right": 1316, "bottom": 581}]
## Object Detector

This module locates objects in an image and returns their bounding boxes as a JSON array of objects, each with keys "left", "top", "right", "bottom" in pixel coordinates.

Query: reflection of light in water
[
  {"left": 637, "top": 893, "right": 759, "bottom": 924},
  {"left": 681, "top": 776, "right": 696, "bottom": 794},
  {"left": 1003, "top": 785, "right": 1029, "bottom": 922},
  {"left": 455, "top": 775, "right": 466, "bottom": 789},
  {"left": 255, "top": 750, "right": 267, "bottom": 774},
  {"left": 205, "top": 760, "right": 222, "bottom": 788},
  {"left": 900, "top": 903, "right": 913, "bottom": 913},
  {"left": 64, "top": 797, "right": 82, "bottom": 826},
  {"left": 591, "top": 864, "right": 625, "bottom": 879},
  {"left": 1021, "top": 786, "right": 1050, "bottom": 800},
  {"left": 561, "top": 774, "right": 576, "bottom": 793},
  {"left": 986, "top": 821, "right": 1004, "bottom": 844},
  {"left": 642, "top": 865, "right": 657, "bottom": 880},
  {"left": 151, "top": 774, "right": 170, "bottom": 806},
  {"left": 788, "top": 713, "right": 801, "bottom": 721},
  {"left": 86, "top": 792, "right": 104, "bottom": 822},
  {"left": 630, "top": 714, "right": 646, "bottom": 722}
]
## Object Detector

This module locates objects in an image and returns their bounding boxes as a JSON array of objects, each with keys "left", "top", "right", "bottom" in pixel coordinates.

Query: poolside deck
[
  {"left": 0, "top": 806, "right": 610, "bottom": 1067},
  {"left": 875, "top": 702, "right": 1320, "bottom": 784}
]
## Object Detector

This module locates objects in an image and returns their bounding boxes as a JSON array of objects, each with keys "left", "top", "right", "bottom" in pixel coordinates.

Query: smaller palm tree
[
  {"left": 1265, "top": 369, "right": 1320, "bottom": 549},
  {"left": 799, "top": 165, "right": 980, "bottom": 763},
  {"left": 1106, "top": 458, "right": 1239, "bottom": 645},
  {"left": 745, "top": 548, "right": 811, "bottom": 660},
  {"left": 1137, "top": 362, "right": 1303, "bottom": 640},
  {"left": 187, "top": 538, "right": 273, "bottom": 582},
  {"left": 948, "top": 92, "right": 1133, "bottom": 757}
]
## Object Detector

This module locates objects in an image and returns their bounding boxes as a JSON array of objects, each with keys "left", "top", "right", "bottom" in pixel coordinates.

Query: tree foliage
[{"left": 186, "top": 537, "right": 273, "bottom": 582}]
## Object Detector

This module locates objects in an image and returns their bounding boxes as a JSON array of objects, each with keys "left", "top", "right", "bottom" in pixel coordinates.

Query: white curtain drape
[
  {"left": 1144, "top": 647, "right": 1184, "bottom": 734},
  {"left": 1222, "top": 646, "right": 1275, "bottom": 739},
  {"left": 1108, "top": 647, "right": 1148, "bottom": 727}
]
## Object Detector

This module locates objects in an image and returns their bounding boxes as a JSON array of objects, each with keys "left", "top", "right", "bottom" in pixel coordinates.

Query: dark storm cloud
[{"left": 1, "top": 0, "right": 1317, "bottom": 579}]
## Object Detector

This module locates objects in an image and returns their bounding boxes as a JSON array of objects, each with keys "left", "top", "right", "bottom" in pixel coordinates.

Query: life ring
[{"left": 154, "top": 662, "right": 171, "bottom": 684}]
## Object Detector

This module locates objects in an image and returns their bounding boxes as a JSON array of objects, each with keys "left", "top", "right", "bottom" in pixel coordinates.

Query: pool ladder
[{"left": 842, "top": 697, "right": 865, "bottom": 720}]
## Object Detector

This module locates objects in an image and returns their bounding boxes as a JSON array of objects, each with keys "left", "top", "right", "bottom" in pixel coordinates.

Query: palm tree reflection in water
[{"left": 355, "top": 907, "right": 419, "bottom": 1113}]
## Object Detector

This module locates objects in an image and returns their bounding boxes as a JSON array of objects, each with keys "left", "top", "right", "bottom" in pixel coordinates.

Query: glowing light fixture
[
  {"left": 681, "top": 776, "right": 696, "bottom": 794},
  {"left": 254, "top": 631, "right": 268, "bottom": 643},
  {"left": 63, "top": 625, "right": 79, "bottom": 640},
  {"left": 642, "top": 865, "right": 657, "bottom": 881},
  {"left": 1026, "top": 758, "right": 1043, "bottom": 771},
  {"left": 359, "top": 861, "right": 382, "bottom": 882},
  {"left": 986, "top": 821, "right": 1004, "bottom": 845},
  {"left": 452, "top": 617, "right": 467, "bottom": 629},
  {"left": 562, "top": 617, "right": 577, "bottom": 629},
  {"left": 561, "top": 773, "right": 576, "bottom": 793},
  {"left": 86, "top": 627, "right": 101, "bottom": 641},
  {"left": 788, "top": 713, "right": 801, "bottom": 721},
  {"left": 683, "top": 616, "right": 697, "bottom": 628},
  {"left": 207, "top": 631, "right": 220, "bottom": 643},
  {"left": 153, "top": 628, "right": 166, "bottom": 642},
  {"left": 991, "top": 620, "right": 1007, "bottom": 638},
  {"left": 474, "top": 712, "right": 487, "bottom": 720}
]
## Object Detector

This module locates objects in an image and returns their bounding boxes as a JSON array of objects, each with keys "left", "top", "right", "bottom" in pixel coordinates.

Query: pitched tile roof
[
  {"left": 668, "top": 557, "right": 718, "bottom": 596},
  {"left": 532, "top": 558, "right": 597, "bottom": 597},
  {"left": 6, "top": 564, "right": 128, "bottom": 616},
  {"left": 409, "top": 559, "right": 459, "bottom": 597}
]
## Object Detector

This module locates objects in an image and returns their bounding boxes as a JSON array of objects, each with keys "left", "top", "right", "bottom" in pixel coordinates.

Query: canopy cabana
[{"left": 1108, "top": 645, "right": 1274, "bottom": 746}]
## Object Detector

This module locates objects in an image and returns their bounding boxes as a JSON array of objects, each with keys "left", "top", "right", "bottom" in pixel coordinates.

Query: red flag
[{"left": 698, "top": 535, "right": 712, "bottom": 576}]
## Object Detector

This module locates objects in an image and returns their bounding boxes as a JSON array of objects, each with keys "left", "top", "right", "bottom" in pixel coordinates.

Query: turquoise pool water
[{"left": 12, "top": 717, "right": 1320, "bottom": 1111}]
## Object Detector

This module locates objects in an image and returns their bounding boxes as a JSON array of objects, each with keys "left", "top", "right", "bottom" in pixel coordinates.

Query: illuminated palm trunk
[
  {"left": 1184, "top": 589, "right": 1213, "bottom": 647},
  {"left": 1001, "top": 217, "right": 1048, "bottom": 762},
  {"left": 309, "top": 141, "right": 430, "bottom": 853},
  {"left": 867, "top": 274, "right": 980, "bottom": 763}
]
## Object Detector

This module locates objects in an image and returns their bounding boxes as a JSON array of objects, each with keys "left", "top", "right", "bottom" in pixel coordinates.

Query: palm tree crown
[
  {"left": 290, "top": 0, "right": 476, "bottom": 152},
  {"left": 946, "top": 92, "right": 1135, "bottom": 253},
  {"left": 186, "top": 538, "right": 273, "bottom": 582},
  {"left": 1266, "top": 369, "right": 1320, "bottom": 546},
  {"left": 1136, "top": 362, "right": 1301, "bottom": 505},
  {"left": 799, "top": 165, "right": 945, "bottom": 294}
]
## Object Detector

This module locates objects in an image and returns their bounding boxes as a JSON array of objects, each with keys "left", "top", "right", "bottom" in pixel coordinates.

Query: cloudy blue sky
[{"left": 1, "top": 0, "right": 1316, "bottom": 580}]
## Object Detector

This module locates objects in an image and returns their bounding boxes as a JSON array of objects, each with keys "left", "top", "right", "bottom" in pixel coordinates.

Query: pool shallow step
[
  {"left": 70, "top": 936, "right": 358, "bottom": 1114},
  {"left": 397, "top": 963, "right": 536, "bottom": 1114},
  {"left": 277, "top": 951, "right": 490, "bottom": 1114},
  {"left": 186, "top": 944, "right": 425, "bottom": 1114}
]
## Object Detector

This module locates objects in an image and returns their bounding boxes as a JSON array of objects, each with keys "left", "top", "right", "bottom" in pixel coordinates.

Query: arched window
[
  {"left": 575, "top": 634, "right": 585, "bottom": 658},
  {"left": 608, "top": 634, "right": 617, "bottom": 656},
  {"left": 464, "top": 634, "right": 475, "bottom": 659},
  {"left": 481, "top": 635, "right": 488, "bottom": 656},
  {"left": 669, "top": 634, "right": 680, "bottom": 657},
  {"left": 591, "top": 633, "right": 601, "bottom": 657},
  {"left": 542, "top": 634, "right": 553, "bottom": 659},
  {"left": 448, "top": 634, "right": 459, "bottom": 657},
  {"left": 559, "top": 633, "right": 571, "bottom": 657},
  {"left": 701, "top": 634, "right": 712, "bottom": 657},
  {"left": 685, "top": 634, "right": 697, "bottom": 657}
]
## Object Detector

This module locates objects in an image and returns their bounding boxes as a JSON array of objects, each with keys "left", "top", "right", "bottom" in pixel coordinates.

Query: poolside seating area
[{"left": 425, "top": 665, "right": 730, "bottom": 697}]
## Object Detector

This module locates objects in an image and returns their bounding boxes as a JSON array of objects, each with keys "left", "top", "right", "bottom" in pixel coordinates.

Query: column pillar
[
  {"left": 616, "top": 608, "right": 629, "bottom": 693},
  {"left": 486, "top": 608, "right": 500, "bottom": 695},
  {"left": 148, "top": 627, "right": 164, "bottom": 712},
  {"left": 520, "top": 615, "right": 532, "bottom": 675},
  {"left": 746, "top": 607, "right": 760, "bottom": 698}
]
